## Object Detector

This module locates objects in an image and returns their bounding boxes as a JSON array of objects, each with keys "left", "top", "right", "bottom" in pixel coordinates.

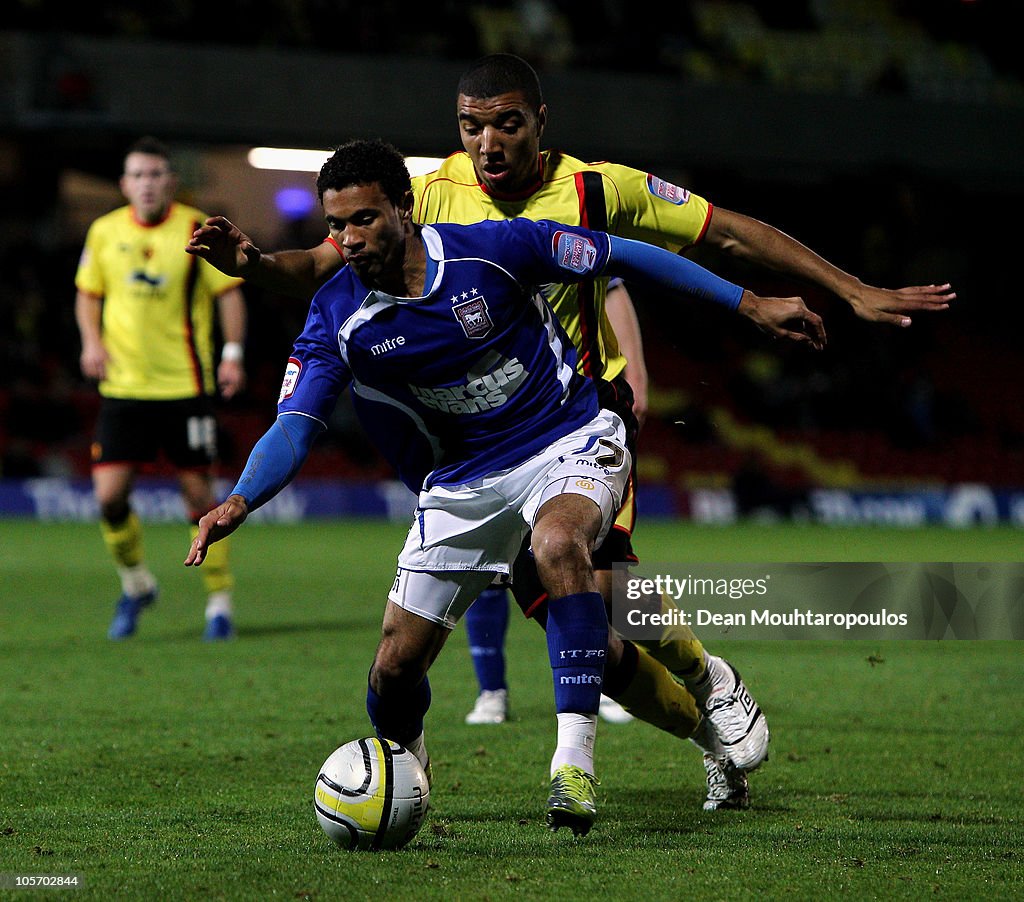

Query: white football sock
[
  {"left": 118, "top": 565, "right": 157, "bottom": 598},
  {"left": 550, "top": 712, "right": 597, "bottom": 776},
  {"left": 404, "top": 732, "right": 429, "bottom": 771},
  {"left": 205, "top": 591, "right": 233, "bottom": 620}
]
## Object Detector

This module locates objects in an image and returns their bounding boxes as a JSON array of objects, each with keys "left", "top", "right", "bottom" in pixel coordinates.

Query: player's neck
[
  {"left": 478, "top": 154, "right": 544, "bottom": 201},
  {"left": 376, "top": 227, "right": 427, "bottom": 298}
]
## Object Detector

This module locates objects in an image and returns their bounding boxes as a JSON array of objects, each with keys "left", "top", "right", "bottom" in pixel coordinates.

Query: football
[{"left": 314, "top": 737, "right": 430, "bottom": 850}]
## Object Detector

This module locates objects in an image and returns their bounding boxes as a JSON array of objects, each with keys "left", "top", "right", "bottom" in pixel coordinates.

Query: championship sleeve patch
[
  {"left": 278, "top": 357, "right": 302, "bottom": 403},
  {"left": 646, "top": 174, "right": 691, "bottom": 206},
  {"left": 552, "top": 230, "right": 599, "bottom": 274}
]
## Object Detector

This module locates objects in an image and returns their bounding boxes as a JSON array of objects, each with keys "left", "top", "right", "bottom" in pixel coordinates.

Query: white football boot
[
  {"left": 702, "top": 753, "right": 750, "bottom": 811},
  {"left": 464, "top": 688, "right": 508, "bottom": 725},
  {"left": 689, "top": 655, "right": 769, "bottom": 771},
  {"left": 598, "top": 695, "right": 634, "bottom": 724}
]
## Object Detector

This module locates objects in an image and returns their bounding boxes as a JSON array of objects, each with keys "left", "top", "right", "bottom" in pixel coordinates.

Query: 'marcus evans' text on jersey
[{"left": 279, "top": 218, "right": 615, "bottom": 492}]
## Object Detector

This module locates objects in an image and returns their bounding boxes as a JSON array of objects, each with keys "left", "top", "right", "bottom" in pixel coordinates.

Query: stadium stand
[{"left": 1, "top": 5, "right": 1022, "bottom": 499}]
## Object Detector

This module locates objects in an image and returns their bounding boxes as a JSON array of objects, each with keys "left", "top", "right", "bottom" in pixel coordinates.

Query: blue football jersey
[{"left": 278, "top": 218, "right": 614, "bottom": 490}]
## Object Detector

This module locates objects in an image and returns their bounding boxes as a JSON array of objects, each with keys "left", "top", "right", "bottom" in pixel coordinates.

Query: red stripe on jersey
[
  {"left": 692, "top": 202, "right": 714, "bottom": 246},
  {"left": 574, "top": 171, "right": 590, "bottom": 227},
  {"left": 573, "top": 171, "right": 605, "bottom": 381},
  {"left": 183, "top": 226, "right": 204, "bottom": 394}
]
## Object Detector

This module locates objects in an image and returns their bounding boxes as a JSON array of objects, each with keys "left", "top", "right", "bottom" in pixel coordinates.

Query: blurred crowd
[
  {"left": 2, "top": 157, "right": 1020, "bottom": 491},
  {"left": 7, "top": 0, "right": 1022, "bottom": 101}
]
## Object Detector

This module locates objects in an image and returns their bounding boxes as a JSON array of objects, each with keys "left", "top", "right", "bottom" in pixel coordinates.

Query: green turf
[{"left": 1, "top": 519, "right": 1021, "bottom": 900}]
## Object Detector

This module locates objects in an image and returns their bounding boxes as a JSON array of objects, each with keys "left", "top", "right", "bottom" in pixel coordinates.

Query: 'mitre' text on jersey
[{"left": 280, "top": 219, "right": 616, "bottom": 491}]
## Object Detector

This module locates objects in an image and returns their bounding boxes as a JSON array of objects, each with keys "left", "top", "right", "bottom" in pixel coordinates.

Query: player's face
[
  {"left": 457, "top": 90, "right": 546, "bottom": 196},
  {"left": 322, "top": 183, "right": 410, "bottom": 288},
  {"left": 120, "top": 152, "right": 176, "bottom": 224}
]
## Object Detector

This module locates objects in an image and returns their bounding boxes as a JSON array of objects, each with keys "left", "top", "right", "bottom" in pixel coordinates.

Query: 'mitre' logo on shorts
[
  {"left": 553, "top": 231, "right": 598, "bottom": 274},
  {"left": 646, "top": 174, "right": 691, "bottom": 205},
  {"left": 278, "top": 357, "right": 302, "bottom": 402},
  {"left": 452, "top": 294, "right": 493, "bottom": 339}
]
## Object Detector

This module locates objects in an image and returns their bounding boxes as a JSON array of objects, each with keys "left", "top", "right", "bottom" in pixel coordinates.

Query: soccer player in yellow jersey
[
  {"left": 76, "top": 136, "right": 247, "bottom": 641},
  {"left": 186, "top": 54, "right": 953, "bottom": 808}
]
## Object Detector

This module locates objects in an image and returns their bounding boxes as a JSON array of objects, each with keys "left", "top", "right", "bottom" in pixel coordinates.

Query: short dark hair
[
  {"left": 457, "top": 53, "right": 543, "bottom": 112},
  {"left": 316, "top": 139, "right": 411, "bottom": 206},
  {"left": 125, "top": 135, "right": 172, "bottom": 165}
]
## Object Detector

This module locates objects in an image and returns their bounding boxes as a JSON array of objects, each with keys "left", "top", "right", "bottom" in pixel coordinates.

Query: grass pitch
[{"left": 1, "top": 518, "right": 1021, "bottom": 900}]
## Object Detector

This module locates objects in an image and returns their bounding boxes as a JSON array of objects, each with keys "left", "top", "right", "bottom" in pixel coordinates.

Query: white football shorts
[{"left": 389, "top": 409, "right": 631, "bottom": 627}]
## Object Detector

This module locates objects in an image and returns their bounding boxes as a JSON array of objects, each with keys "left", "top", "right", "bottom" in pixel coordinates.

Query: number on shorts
[
  {"left": 187, "top": 415, "right": 217, "bottom": 457},
  {"left": 596, "top": 437, "right": 625, "bottom": 469}
]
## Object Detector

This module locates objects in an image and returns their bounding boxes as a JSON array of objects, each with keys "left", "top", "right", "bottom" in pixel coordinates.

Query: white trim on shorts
[{"left": 387, "top": 409, "right": 631, "bottom": 627}]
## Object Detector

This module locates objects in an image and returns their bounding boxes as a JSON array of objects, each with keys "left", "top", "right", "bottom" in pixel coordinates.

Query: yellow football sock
[
  {"left": 610, "top": 645, "right": 701, "bottom": 740},
  {"left": 190, "top": 526, "right": 234, "bottom": 596},
  {"left": 634, "top": 594, "right": 708, "bottom": 681},
  {"left": 101, "top": 511, "right": 145, "bottom": 568}
]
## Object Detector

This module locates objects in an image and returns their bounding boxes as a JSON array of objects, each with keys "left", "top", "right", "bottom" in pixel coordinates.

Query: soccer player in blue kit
[{"left": 186, "top": 139, "right": 824, "bottom": 835}]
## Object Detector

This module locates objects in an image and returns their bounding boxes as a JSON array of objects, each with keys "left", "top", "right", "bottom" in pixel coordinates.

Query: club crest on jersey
[
  {"left": 453, "top": 295, "right": 493, "bottom": 339},
  {"left": 278, "top": 357, "right": 302, "bottom": 402},
  {"left": 646, "top": 174, "right": 690, "bottom": 205},
  {"left": 553, "top": 231, "right": 598, "bottom": 274}
]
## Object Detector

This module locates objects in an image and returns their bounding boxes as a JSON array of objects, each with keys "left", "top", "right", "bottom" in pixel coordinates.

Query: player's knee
[
  {"left": 531, "top": 526, "right": 590, "bottom": 577},
  {"left": 99, "top": 498, "right": 131, "bottom": 525}
]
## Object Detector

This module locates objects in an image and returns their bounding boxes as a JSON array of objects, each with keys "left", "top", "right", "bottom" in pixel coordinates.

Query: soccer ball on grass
[{"left": 314, "top": 737, "right": 430, "bottom": 850}]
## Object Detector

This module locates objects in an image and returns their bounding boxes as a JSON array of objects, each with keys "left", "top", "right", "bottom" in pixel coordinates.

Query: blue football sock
[
  {"left": 464, "top": 586, "right": 510, "bottom": 692},
  {"left": 366, "top": 673, "right": 431, "bottom": 747},
  {"left": 546, "top": 591, "right": 608, "bottom": 714}
]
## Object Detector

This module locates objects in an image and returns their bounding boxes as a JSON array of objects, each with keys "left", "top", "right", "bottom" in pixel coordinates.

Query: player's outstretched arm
[
  {"left": 186, "top": 216, "right": 260, "bottom": 275},
  {"left": 737, "top": 291, "right": 826, "bottom": 350},
  {"left": 842, "top": 281, "right": 955, "bottom": 327},
  {"left": 187, "top": 216, "right": 339, "bottom": 299},
  {"left": 184, "top": 413, "right": 324, "bottom": 566},
  {"left": 704, "top": 207, "right": 954, "bottom": 327},
  {"left": 606, "top": 235, "right": 824, "bottom": 348},
  {"left": 186, "top": 495, "right": 249, "bottom": 566}
]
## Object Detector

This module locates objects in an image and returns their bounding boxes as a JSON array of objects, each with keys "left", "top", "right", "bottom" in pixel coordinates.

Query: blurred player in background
[
  {"left": 187, "top": 53, "right": 952, "bottom": 807},
  {"left": 186, "top": 139, "right": 823, "bottom": 833},
  {"left": 75, "top": 136, "right": 247, "bottom": 641}
]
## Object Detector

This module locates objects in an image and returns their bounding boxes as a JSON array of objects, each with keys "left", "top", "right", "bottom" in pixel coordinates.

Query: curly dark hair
[{"left": 316, "top": 139, "right": 411, "bottom": 205}]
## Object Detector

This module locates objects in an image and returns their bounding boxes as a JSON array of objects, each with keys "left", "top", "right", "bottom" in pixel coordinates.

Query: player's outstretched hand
[
  {"left": 185, "top": 494, "right": 249, "bottom": 566},
  {"left": 846, "top": 282, "right": 955, "bottom": 327},
  {"left": 186, "top": 216, "right": 262, "bottom": 276},
  {"left": 738, "top": 291, "right": 826, "bottom": 350}
]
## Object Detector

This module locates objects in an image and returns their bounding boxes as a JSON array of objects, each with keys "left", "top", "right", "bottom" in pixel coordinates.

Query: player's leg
[
  {"left": 604, "top": 565, "right": 769, "bottom": 772},
  {"left": 590, "top": 384, "right": 769, "bottom": 772},
  {"left": 531, "top": 492, "right": 607, "bottom": 836},
  {"left": 179, "top": 468, "right": 234, "bottom": 640},
  {"left": 513, "top": 536, "right": 702, "bottom": 742},
  {"left": 374, "top": 567, "right": 496, "bottom": 783},
  {"left": 531, "top": 590, "right": 748, "bottom": 810},
  {"left": 170, "top": 398, "right": 235, "bottom": 640},
  {"left": 463, "top": 583, "right": 511, "bottom": 724},
  {"left": 92, "top": 399, "right": 158, "bottom": 639},
  {"left": 95, "top": 462, "right": 158, "bottom": 638}
]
